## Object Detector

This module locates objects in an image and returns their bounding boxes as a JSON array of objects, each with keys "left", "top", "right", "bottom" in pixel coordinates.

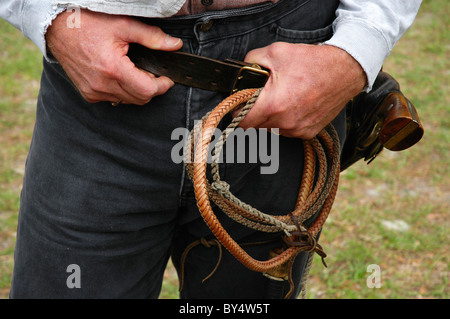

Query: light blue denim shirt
[{"left": 0, "top": 0, "right": 421, "bottom": 90}]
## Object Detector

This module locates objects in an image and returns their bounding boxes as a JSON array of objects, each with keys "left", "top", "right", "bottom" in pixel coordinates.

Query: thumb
[
  {"left": 237, "top": 47, "right": 273, "bottom": 129},
  {"left": 244, "top": 46, "right": 271, "bottom": 69},
  {"left": 119, "top": 19, "right": 183, "bottom": 51}
]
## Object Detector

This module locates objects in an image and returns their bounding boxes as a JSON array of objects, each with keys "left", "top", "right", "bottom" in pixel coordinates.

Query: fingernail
[{"left": 165, "top": 34, "right": 181, "bottom": 46}]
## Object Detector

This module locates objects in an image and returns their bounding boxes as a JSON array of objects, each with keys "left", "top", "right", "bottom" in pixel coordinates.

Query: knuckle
[
  {"left": 142, "top": 81, "right": 161, "bottom": 98},
  {"left": 87, "top": 78, "right": 105, "bottom": 93},
  {"left": 129, "top": 85, "right": 157, "bottom": 105},
  {"left": 268, "top": 42, "right": 286, "bottom": 57},
  {"left": 78, "top": 84, "right": 95, "bottom": 101},
  {"left": 99, "top": 60, "right": 118, "bottom": 79},
  {"left": 279, "top": 120, "right": 298, "bottom": 134},
  {"left": 301, "top": 122, "right": 320, "bottom": 140},
  {"left": 135, "top": 97, "right": 152, "bottom": 106},
  {"left": 82, "top": 91, "right": 98, "bottom": 103},
  {"left": 284, "top": 120, "right": 297, "bottom": 131},
  {"left": 303, "top": 131, "right": 316, "bottom": 140},
  {"left": 142, "top": 85, "right": 157, "bottom": 98},
  {"left": 267, "top": 102, "right": 286, "bottom": 117}
]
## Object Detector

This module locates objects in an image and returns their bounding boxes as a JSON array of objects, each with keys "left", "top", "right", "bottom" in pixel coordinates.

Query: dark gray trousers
[{"left": 10, "top": 0, "right": 344, "bottom": 299}]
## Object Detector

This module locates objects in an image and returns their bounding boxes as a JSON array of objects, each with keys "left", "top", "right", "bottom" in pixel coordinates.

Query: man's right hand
[{"left": 46, "top": 9, "right": 183, "bottom": 105}]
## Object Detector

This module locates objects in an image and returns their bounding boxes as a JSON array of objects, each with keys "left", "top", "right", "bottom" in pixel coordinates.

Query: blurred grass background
[{"left": 0, "top": 0, "right": 448, "bottom": 299}]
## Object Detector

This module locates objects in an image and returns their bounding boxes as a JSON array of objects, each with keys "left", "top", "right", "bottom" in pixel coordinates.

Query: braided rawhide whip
[{"left": 184, "top": 88, "right": 340, "bottom": 297}]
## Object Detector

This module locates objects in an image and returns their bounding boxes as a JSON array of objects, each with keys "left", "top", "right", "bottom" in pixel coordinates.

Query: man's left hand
[{"left": 239, "top": 43, "right": 366, "bottom": 139}]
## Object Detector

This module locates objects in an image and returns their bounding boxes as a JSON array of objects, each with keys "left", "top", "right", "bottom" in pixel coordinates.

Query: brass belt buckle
[{"left": 225, "top": 59, "right": 270, "bottom": 94}]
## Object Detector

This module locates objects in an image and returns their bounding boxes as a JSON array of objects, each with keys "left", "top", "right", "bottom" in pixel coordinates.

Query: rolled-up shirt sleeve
[
  {"left": 2, "top": 0, "right": 422, "bottom": 83},
  {"left": 0, "top": 0, "right": 185, "bottom": 61},
  {"left": 324, "top": 0, "right": 422, "bottom": 91},
  {"left": 54, "top": 0, "right": 185, "bottom": 17},
  {"left": 0, "top": 0, "right": 65, "bottom": 60}
]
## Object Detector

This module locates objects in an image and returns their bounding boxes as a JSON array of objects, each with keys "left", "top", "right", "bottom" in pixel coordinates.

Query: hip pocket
[{"left": 271, "top": 23, "right": 333, "bottom": 44}]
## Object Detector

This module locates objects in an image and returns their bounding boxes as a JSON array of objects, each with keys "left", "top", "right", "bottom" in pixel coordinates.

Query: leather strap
[{"left": 127, "top": 43, "right": 270, "bottom": 94}]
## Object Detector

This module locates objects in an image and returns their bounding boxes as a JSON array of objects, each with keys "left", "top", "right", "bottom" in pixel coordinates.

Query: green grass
[
  {"left": 301, "top": 0, "right": 450, "bottom": 299},
  {"left": 0, "top": 20, "right": 42, "bottom": 298},
  {"left": 0, "top": 0, "right": 448, "bottom": 299}
]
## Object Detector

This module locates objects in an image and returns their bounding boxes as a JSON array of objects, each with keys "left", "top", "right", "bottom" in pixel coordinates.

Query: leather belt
[{"left": 127, "top": 43, "right": 270, "bottom": 94}]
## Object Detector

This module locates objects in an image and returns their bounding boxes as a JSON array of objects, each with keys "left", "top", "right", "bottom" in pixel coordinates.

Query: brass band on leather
[{"left": 127, "top": 43, "right": 270, "bottom": 94}]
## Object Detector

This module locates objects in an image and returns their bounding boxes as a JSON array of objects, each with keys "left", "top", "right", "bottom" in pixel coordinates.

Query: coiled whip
[{"left": 184, "top": 88, "right": 340, "bottom": 297}]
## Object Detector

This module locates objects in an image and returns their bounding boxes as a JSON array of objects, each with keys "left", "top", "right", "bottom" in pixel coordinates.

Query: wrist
[
  {"left": 45, "top": 10, "right": 72, "bottom": 58},
  {"left": 320, "top": 44, "right": 367, "bottom": 94}
]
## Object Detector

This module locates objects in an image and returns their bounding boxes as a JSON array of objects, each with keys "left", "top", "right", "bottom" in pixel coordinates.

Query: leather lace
[{"left": 183, "top": 89, "right": 340, "bottom": 298}]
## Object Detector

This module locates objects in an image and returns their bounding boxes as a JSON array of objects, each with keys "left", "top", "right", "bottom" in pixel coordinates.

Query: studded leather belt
[{"left": 127, "top": 43, "right": 270, "bottom": 94}]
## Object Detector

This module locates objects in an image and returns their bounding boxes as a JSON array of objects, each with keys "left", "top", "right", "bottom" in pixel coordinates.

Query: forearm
[
  {"left": 0, "top": 0, "right": 186, "bottom": 60},
  {"left": 324, "top": 0, "right": 422, "bottom": 91},
  {"left": 0, "top": 0, "right": 65, "bottom": 59},
  {"left": 240, "top": 0, "right": 422, "bottom": 138},
  {"left": 45, "top": 9, "right": 183, "bottom": 105}
]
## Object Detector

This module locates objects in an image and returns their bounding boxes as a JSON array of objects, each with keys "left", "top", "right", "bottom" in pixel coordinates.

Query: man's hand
[
  {"left": 46, "top": 9, "right": 183, "bottom": 105},
  {"left": 239, "top": 43, "right": 366, "bottom": 139}
]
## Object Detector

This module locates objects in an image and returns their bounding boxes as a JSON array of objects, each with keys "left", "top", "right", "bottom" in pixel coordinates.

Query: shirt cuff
[
  {"left": 21, "top": 1, "right": 66, "bottom": 61},
  {"left": 324, "top": 18, "right": 390, "bottom": 92},
  {"left": 53, "top": 0, "right": 185, "bottom": 18}
]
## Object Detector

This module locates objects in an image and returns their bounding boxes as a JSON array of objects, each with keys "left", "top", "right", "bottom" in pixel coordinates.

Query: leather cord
[{"left": 184, "top": 89, "right": 341, "bottom": 298}]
